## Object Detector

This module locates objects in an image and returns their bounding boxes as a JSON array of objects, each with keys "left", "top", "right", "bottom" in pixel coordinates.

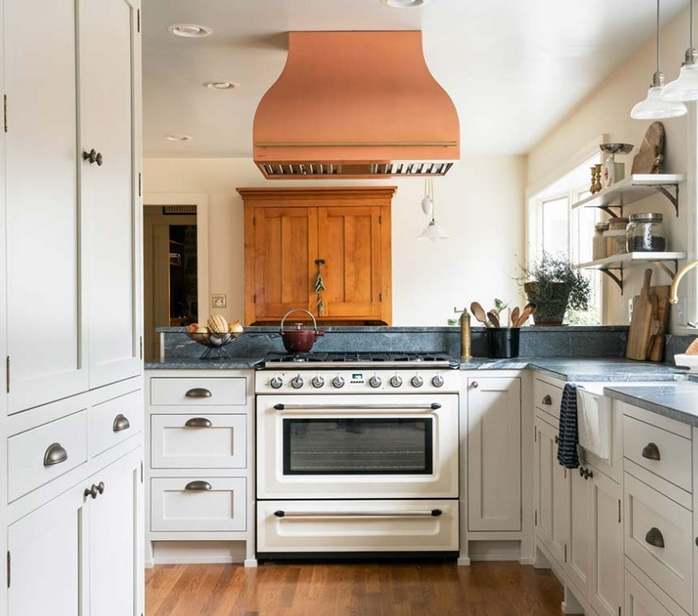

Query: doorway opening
[{"left": 143, "top": 194, "right": 209, "bottom": 361}]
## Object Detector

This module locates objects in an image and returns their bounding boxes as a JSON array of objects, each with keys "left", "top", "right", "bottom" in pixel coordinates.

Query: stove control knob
[
  {"left": 270, "top": 376, "right": 284, "bottom": 389},
  {"left": 411, "top": 375, "right": 424, "bottom": 388},
  {"left": 332, "top": 376, "right": 345, "bottom": 389},
  {"left": 290, "top": 375, "right": 304, "bottom": 389},
  {"left": 311, "top": 376, "right": 325, "bottom": 389},
  {"left": 369, "top": 375, "right": 382, "bottom": 388},
  {"left": 390, "top": 375, "right": 403, "bottom": 388},
  {"left": 432, "top": 375, "right": 445, "bottom": 388}
]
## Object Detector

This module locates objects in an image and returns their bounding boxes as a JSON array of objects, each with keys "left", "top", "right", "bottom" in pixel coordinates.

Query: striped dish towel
[{"left": 557, "top": 383, "right": 580, "bottom": 469}]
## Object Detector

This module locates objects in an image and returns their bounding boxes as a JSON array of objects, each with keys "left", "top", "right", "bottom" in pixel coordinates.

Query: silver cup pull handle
[
  {"left": 185, "top": 481, "right": 212, "bottom": 491},
  {"left": 113, "top": 414, "right": 131, "bottom": 432},
  {"left": 43, "top": 442, "right": 68, "bottom": 466}
]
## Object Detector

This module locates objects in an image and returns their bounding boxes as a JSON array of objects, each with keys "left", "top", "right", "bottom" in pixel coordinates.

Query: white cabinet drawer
[
  {"left": 150, "top": 477, "right": 247, "bottom": 532},
  {"left": 150, "top": 377, "right": 247, "bottom": 407},
  {"left": 624, "top": 570, "right": 680, "bottom": 616},
  {"left": 624, "top": 473, "right": 693, "bottom": 612},
  {"left": 90, "top": 390, "right": 142, "bottom": 457},
  {"left": 623, "top": 415, "right": 692, "bottom": 492},
  {"left": 8, "top": 410, "right": 88, "bottom": 502},
  {"left": 257, "top": 499, "right": 458, "bottom": 554},
  {"left": 150, "top": 414, "right": 246, "bottom": 469},
  {"left": 533, "top": 378, "right": 563, "bottom": 420}
]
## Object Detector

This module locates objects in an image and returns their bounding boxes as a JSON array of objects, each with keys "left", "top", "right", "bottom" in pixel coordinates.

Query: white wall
[
  {"left": 528, "top": 7, "right": 696, "bottom": 327},
  {"left": 143, "top": 156, "right": 526, "bottom": 326}
]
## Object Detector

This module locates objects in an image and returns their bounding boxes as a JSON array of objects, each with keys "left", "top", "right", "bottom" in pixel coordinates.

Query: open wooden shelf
[
  {"left": 577, "top": 251, "right": 686, "bottom": 292},
  {"left": 571, "top": 174, "right": 685, "bottom": 217}
]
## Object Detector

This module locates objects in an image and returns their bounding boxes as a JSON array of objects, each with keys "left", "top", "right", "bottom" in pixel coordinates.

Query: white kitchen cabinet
[
  {"left": 566, "top": 464, "right": 591, "bottom": 595},
  {"left": 467, "top": 376, "right": 521, "bottom": 531},
  {"left": 4, "top": 0, "right": 87, "bottom": 413},
  {"left": 82, "top": 0, "right": 142, "bottom": 388},
  {"left": 534, "top": 416, "right": 569, "bottom": 566},
  {"left": 7, "top": 448, "right": 142, "bottom": 616}
]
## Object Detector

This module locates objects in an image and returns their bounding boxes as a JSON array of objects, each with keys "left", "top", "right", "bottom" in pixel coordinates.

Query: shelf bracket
[
  {"left": 598, "top": 205, "right": 622, "bottom": 218},
  {"left": 652, "top": 184, "right": 679, "bottom": 217},
  {"left": 600, "top": 268, "right": 623, "bottom": 293},
  {"left": 649, "top": 259, "right": 679, "bottom": 280}
]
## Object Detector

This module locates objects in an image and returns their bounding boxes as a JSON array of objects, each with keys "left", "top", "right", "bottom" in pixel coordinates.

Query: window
[{"left": 527, "top": 154, "right": 602, "bottom": 324}]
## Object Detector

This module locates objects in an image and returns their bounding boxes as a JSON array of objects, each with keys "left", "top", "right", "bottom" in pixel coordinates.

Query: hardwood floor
[{"left": 145, "top": 561, "right": 563, "bottom": 616}]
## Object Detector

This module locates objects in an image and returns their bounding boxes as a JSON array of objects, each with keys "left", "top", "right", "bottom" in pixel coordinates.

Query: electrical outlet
[
  {"left": 628, "top": 298, "right": 634, "bottom": 322},
  {"left": 675, "top": 298, "right": 687, "bottom": 324},
  {"left": 212, "top": 294, "right": 227, "bottom": 308}
]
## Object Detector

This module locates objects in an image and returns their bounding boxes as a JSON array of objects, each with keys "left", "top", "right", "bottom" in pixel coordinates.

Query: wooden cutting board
[
  {"left": 631, "top": 121, "right": 665, "bottom": 174},
  {"left": 626, "top": 269, "right": 654, "bottom": 361},
  {"left": 647, "top": 284, "right": 671, "bottom": 362}
]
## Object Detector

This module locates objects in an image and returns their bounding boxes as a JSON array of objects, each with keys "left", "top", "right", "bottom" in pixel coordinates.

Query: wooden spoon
[
  {"left": 511, "top": 306, "right": 520, "bottom": 328},
  {"left": 487, "top": 310, "right": 501, "bottom": 328},
  {"left": 470, "top": 302, "right": 490, "bottom": 327},
  {"left": 516, "top": 302, "right": 537, "bottom": 327}
]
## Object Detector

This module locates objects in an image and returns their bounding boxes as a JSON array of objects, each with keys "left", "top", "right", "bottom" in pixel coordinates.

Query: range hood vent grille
[
  {"left": 253, "top": 31, "right": 460, "bottom": 179},
  {"left": 259, "top": 162, "right": 454, "bottom": 178}
]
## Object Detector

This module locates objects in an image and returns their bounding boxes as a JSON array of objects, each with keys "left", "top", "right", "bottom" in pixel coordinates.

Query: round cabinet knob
[
  {"left": 311, "top": 376, "right": 325, "bottom": 389},
  {"left": 432, "top": 375, "right": 444, "bottom": 388},
  {"left": 471, "top": 381, "right": 479, "bottom": 389},
  {"left": 369, "top": 375, "right": 382, "bottom": 388},
  {"left": 270, "top": 376, "right": 283, "bottom": 389},
  {"left": 411, "top": 376, "right": 424, "bottom": 388},
  {"left": 332, "top": 376, "right": 345, "bottom": 389},
  {"left": 390, "top": 375, "right": 403, "bottom": 388},
  {"left": 290, "top": 375, "right": 304, "bottom": 389}
]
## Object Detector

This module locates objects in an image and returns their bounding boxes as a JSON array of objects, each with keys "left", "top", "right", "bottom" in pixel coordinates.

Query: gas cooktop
[{"left": 262, "top": 352, "right": 458, "bottom": 369}]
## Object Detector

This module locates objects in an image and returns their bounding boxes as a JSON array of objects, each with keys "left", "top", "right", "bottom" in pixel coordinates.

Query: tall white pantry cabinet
[{"left": 0, "top": 0, "right": 144, "bottom": 614}]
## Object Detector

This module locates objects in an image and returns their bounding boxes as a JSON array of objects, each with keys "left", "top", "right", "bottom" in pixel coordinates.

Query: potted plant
[{"left": 518, "top": 252, "right": 591, "bottom": 325}]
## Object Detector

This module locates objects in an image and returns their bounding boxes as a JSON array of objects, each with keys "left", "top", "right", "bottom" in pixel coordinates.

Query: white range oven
[{"left": 255, "top": 352, "right": 460, "bottom": 560}]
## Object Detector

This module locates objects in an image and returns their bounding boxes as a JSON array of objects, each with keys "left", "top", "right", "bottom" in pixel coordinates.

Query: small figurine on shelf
[
  {"left": 589, "top": 166, "right": 598, "bottom": 194},
  {"left": 593, "top": 164, "right": 603, "bottom": 193}
]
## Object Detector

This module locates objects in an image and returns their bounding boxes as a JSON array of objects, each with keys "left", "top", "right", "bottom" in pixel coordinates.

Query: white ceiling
[{"left": 142, "top": 0, "right": 688, "bottom": 158}]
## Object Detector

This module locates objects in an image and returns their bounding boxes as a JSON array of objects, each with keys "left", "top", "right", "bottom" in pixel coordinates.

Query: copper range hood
[{"left": 253, "top": 31, "right": 460, "bottom": 179}]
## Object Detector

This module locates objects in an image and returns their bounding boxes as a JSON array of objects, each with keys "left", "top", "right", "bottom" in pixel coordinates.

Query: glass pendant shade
[
  {"left": 662, "top": 62, "right": 698, "bottom": 100},
  {"left": 417, "top": 219, "right": 449, "bottom": 240},
  {"left": 632, "top": 85, "right": 688, "bottom": 118}
]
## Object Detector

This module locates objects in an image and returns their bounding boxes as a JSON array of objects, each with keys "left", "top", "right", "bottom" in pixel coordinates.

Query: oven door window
[{"left": 282, "top": 418, "right": 433, "bottom": 475}]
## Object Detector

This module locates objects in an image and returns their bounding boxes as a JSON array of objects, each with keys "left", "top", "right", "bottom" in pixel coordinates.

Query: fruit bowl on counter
[{"left": 186, "top": 315, "right": 244, "bottom": 359}]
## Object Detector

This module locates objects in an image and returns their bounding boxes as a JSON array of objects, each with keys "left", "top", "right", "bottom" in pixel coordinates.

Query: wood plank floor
[{"left": 145, "top": 561, "right": 563, "bottom": 616}]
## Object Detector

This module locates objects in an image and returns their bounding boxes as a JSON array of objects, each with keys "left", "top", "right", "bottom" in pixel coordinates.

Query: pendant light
[
  {"left": 662, "top": 0, "right": 698, "bottom": 101},
  {"left": 631, "top": 0, "right": 688, "bottom": 118},
  {"left": 417, "top": 178, "right": 449, "bottom": 240}
]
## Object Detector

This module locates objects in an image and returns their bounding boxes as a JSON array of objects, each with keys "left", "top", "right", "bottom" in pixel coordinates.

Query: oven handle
[
  {"left": 274, "top": 509, "right": 443, "bottom": 518},
  {"left": 272, "top": 402, "right": 442, "bottom": 412}
]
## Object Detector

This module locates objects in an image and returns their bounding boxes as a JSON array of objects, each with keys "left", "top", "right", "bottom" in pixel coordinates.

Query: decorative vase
[{"left": 523, "top": 282, "right": 571, "bottom": 326}]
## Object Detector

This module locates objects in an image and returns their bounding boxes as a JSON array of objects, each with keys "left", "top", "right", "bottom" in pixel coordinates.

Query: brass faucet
[
  {"left": 670, "top": 260, "right": 698, "bottom": 304},
  {"left": 454, "top": 307, "right": 472, "bottom": 362}
]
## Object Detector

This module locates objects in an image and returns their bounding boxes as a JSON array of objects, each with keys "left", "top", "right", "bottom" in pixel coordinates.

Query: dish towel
[{"left": 557, "top": 383, "right": 580, "bottom": 469}]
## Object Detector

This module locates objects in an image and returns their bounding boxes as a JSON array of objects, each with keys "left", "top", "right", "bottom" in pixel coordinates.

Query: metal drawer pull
[
  {"left": 541, "top": 395, "right": 552, "bottom": 405},
  {"left": 554, "top": 435, "right": 559, "bottom": 444},
  {"left": 274, "top": 509, "right": 443, "bottom": 518},
  {"left": 112, "top": 414, "right": 131, "bottom": 432},
  {"left": 273, "top": 403, "right": 442, "bottom": 412},
  {"left": 185, "top": 388, "right": 212, "bottom": 398},
  {"left": 82, "top": 148, "right": 103, "bottom": 166},
  {"left": 641, "top": 442, "right": 661, "bottom": 461},
  {"left": 43, "top": 442, "right": 68, "bottom": 466},
  {"left": 185, "top": 481, "right": 212, "bottom": 491},
  {"left": 645, "top": 527, "right": 665, "bottom": 548},
  {"left": 84, "top": 484, "right": 99, "bottom": 499},
  {"left": 185, "top": 417, "right": 213, "bottom": 428}
]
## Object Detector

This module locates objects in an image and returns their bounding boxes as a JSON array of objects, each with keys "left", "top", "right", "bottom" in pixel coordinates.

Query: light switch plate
[{"left": 212, "top": 294, "right": 227, "bottom": 308}]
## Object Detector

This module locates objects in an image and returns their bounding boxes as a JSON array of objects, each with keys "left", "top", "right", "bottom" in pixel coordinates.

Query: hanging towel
[{"left": 557, "top": 383, "right": 580, "bottom": 469}]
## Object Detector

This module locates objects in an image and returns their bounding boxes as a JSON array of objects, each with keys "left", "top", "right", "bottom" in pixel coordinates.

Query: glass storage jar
[
  {"left": 593, "top": 222, "right": 609, "bottom": 260},
  {"left": 603, "top": 217, "right": 629, "bottom": 257},
  {"left": 626, "top": 213, "right": 666, "bottom": 252}
]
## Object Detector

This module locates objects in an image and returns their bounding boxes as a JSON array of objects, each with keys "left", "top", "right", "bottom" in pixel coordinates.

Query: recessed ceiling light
[
  {"left": 203, "top": 81, "right": 240, "bottom": 90},
  {"left": 167, "top": 23, "right": 213, "bottom": 38},
  {"left": 380, "top": 0, "right": 430, "bottom": 7},
  {"left": 164, "top": 134, "right": 192, "bottom": 142}
]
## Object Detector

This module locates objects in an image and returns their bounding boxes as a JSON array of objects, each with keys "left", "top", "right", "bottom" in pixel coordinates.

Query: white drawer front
[
  {"left": 623, "top": 415, "right": 692, "bottom": 492},
  {"left": 90, "top": 390, "right": 143, "bottom": 457},
  {"left": 257, "top": 499, "right": 458, "bottom": 553},
  {"left": 624, "top": 571, "right": 678, "bottom": 616},
  {"left": 8, "top": 410, "right": 88, "bottom": 502},
  {"left": 533, "top": 378, "right": 562, "bottom": 420},
  {"left": 151, "top": 477, "right": 246, "bottom": 532},
  {"left": 624, "top": 473, "right": 692, "bottom": 612},
  {"left": 150, "top": 377, "right": 247, "bottom": 407},
  {"left": 150, "top": 414, "right": 247, "bottom": 469}
]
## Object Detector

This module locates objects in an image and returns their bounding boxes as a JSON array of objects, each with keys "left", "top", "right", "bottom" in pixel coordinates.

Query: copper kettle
[{"left": 279, "top": 309, "right": 324, "bottom": 353}]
